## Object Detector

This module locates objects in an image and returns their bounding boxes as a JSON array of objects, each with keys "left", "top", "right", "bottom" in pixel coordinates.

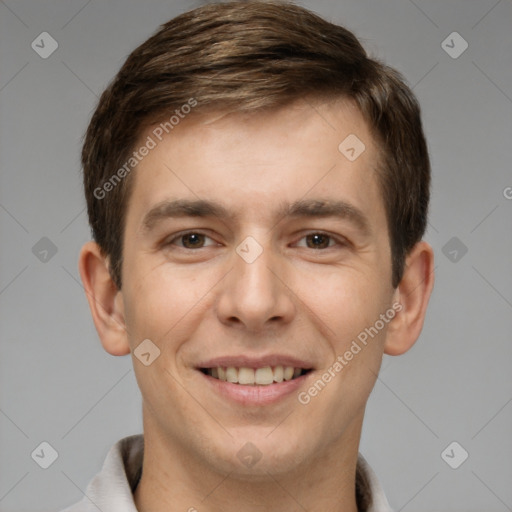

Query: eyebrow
[{"left": 141, "top": 198, "right": 371, "bottom": 235}]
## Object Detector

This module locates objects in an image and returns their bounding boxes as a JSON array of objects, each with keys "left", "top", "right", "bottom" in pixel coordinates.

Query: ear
[
  {"left": 384, "top": 241, "right": 435, "bottom": 356},
  {"left": 78, "top": 241, "right": 131, "bottom": 356}
]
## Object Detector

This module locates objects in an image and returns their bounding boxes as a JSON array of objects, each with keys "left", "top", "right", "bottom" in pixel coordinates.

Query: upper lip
[{"left": 196, "top": 355, "right": 314, "bottom": 370}]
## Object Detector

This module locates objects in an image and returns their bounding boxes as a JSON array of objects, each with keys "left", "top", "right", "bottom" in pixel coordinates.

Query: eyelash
[{"left": 165, "top": 231, "right": 347, "bottom": 250}]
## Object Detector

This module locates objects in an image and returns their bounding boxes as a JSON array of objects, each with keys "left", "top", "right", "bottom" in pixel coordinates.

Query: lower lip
[{"left": 200, "top": 371, "right": 311, "bottom": 405}]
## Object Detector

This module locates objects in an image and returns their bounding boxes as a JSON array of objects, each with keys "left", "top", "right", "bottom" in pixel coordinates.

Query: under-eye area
[{"left": 199, "top": 366, "right": 313, "bottom": 385}]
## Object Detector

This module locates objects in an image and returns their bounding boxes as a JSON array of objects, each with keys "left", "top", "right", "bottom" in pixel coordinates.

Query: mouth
[{"left": 199, "top": 366, "right": 312, "bottom": 386}]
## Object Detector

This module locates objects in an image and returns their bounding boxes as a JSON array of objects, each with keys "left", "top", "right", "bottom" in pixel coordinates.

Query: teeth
[
  {"left": 238, "top": 367, "right": 255, "bottom": 385},
  {"left": 273, "top": 365, "right": 284, "bottom": 382},
  {"left": 255, "top": 367, "right": 274, "bottom": 385},
  {"left": 207, "top": 365, "right": 306, "bottom": 385},
  {"left": 226, "top": 367, "right": 238, "bottom": 383},
  {"left": 283, "top": 366, "right": 294, "bottom": 381}
]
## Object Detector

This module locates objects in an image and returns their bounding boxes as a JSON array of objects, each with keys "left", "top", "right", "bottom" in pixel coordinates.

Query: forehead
[{"left": 126, "top": 99, "right": 385, "bottom": 229}]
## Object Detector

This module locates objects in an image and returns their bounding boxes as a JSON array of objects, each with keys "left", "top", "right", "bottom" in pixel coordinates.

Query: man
[{"left": 63, "top": 1, "right": 434, "bottom": 510}]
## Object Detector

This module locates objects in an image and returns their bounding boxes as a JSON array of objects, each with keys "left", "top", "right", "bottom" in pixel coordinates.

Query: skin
[{"left": 79, "top": 98, "right": 434, "bottom": 512}]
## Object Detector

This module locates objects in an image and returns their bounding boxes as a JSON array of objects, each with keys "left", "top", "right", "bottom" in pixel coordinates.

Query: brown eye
[
  {"left": 165, "top": 231, "right": 218, "bottom": 250},
  {"left": 180, "top": 233, "right": 206, "bottom": 248},
  {"left": 305, "top": 233, "right": 332, "bottom": 249}
]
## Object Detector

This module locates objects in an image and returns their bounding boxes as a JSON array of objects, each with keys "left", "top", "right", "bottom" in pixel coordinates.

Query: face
[{"left": 119, "top": 99, "right": 396, "bottom": 477}]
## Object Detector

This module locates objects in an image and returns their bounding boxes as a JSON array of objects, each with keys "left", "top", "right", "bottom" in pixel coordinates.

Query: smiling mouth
[{"left": 199, "top": 366, "right": 312, "bottom": 386}]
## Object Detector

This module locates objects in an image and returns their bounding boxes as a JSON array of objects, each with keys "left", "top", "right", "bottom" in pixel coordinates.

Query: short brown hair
[{"left": 82, "top": 0, "right": 430, "bottom": 289}]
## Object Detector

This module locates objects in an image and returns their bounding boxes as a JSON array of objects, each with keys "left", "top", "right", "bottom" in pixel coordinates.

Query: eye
[
  {"left": 168, "top": 232, "right": 217, "bottom": 249},
  {"left": 295, "top": 232, "right": 343, "bottom": 249}
]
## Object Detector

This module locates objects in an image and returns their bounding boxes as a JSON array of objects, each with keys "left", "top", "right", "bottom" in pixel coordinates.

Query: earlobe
[
  {"left": 384, "top": 241, "right": 435, "bottom": 356},
  {"left": 78, "top": 241, "right": 131, "bottom": 356}
]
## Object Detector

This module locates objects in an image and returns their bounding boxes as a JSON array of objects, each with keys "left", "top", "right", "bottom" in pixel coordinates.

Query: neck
[{"left": 134, "top": 412, "right": 364, "bottom": 512}]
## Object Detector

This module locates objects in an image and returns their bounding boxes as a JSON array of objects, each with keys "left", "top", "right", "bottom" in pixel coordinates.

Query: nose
[{"left": 215, "top": 241, "right": 296, "bottom": 332}]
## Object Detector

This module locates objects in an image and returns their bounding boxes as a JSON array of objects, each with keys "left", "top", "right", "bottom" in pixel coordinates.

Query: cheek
[
  {"left": 300, "top": 282, "right": 391, "bottom": 426},
  {"left": 297, "top": 267, "right": 390, "bottom": 346},
  {"left": 121, "top": 263, "right": 216, "bottom": 349},
  {"left": 313, "top": 274, "right": 392, "bottom": 402}
]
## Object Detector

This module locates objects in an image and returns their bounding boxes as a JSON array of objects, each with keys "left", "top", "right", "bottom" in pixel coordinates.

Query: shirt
[{"left": 59, "top": 434, "right": 393, "bottom": 512}]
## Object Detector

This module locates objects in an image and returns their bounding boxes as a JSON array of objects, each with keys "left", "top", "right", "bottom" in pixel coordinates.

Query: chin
[{"left": 204, "top": 428, "right": 313, "bottom": 479}]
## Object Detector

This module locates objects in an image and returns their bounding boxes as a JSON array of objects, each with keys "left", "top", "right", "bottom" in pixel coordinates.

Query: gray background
[{"left": 1, "top": 0, "right": 511, "bottom": 510}]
